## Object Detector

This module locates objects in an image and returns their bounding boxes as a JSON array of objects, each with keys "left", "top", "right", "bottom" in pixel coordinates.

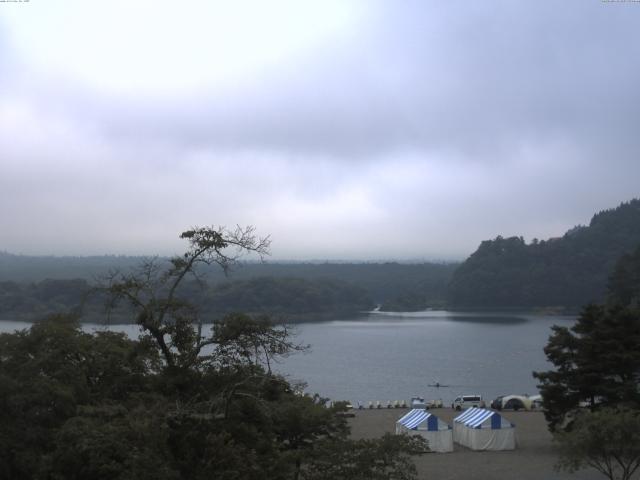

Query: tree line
[
  {"left": 448, "top": 199, "right": 640, "bottom": 309},
  {"left": 0, "top": 276, "right": 374, "bottom": 323},
  {"left": 0, "top": 253, "right": 456, "bottom": 317}
]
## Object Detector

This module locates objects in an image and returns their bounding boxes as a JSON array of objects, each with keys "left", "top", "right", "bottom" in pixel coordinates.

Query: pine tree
[{"left": 533, "top": 305, "right": 640, "bottom": 431}]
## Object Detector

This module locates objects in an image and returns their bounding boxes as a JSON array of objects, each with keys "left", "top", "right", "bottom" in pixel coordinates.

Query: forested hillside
[
  {"left": 0, "top": 279, "right": 95, "bottom": 321},
  {"left": 0, "top": 253, "right": 142, "bottom": 282},
  {"left": 0, "top": 276, "right": 374, "bottom": 323},
  {"left": 448, "top": 199, "right": 640, "bottom": 309},
  {"left": 608, "top": 243, "right": 640, "bottom": 307},
  {"left": 202, "top": 277, "right": 373, "bottom": 320},
  {"left": 0, "top": 254, "right": 456, "bottom": 319}
]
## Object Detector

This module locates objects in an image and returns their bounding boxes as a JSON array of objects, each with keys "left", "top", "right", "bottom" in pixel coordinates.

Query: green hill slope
[{"left": 447, "top": 199, "right": 640, "bottom": 309}]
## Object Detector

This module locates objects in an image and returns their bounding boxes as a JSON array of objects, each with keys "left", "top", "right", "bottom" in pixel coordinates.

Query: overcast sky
[{"left": 1, "top": 0, "right": 639, "bottom": 260}]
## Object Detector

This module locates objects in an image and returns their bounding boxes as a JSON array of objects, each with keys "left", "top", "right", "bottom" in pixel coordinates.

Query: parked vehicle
[
  {"left": 452, "top": 394, "right": 485, "bottom": 411},
  {"left": 491, "top": 394, "right": 539, "bottom": 411}
]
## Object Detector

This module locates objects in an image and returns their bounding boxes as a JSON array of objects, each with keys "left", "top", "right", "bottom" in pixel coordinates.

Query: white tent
[
  {"left": 395, "top": 409, "right": 453, "bottom": 453},
  {"left": 453, "top": 407, "right": 516, "bottom": 451}
]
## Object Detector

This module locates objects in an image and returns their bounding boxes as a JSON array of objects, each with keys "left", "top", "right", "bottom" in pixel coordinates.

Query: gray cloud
[
  {"left": 74, "top": 1, "right": 639, "bottom": 161},
  {"left": 1, "top": 1, "right": 639, "bottom": 259}
]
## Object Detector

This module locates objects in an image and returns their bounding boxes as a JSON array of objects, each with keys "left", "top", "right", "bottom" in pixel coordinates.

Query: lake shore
[{"left": 348, "top": 408, "right": 604, "bottom": 480}]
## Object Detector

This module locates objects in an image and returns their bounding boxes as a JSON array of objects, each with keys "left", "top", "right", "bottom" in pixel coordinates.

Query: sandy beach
[{"left": 348, "top": 408, "right": 609, "bottom": 480}]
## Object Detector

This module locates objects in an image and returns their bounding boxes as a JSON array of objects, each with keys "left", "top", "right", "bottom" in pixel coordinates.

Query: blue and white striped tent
[
  {"left": 396, "top": 409, "right": 453, "bottom": 452},
  {"left": 453, "top": 407, "right": 515, "bottom": 450}
]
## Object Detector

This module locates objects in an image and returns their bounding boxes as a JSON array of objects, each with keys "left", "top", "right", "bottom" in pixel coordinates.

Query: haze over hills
[
  {"left": 1, "top": 199, "right": 639, "bottom": 320},
  {"left": 0, "top": 254, "right": 457, "bottom": 303},
  {"left": 0, "top": 255, "right": 457, "bottom": 322}
]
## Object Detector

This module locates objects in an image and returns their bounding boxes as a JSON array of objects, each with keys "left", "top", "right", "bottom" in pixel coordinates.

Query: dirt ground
[{"left": 348, "top": 408, "right": 611, "bottom": 480}]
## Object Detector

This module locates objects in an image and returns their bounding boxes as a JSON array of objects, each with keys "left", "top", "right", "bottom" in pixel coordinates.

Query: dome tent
[
  {"left": 453, "top": 407, "right": 516, "bottom": 451},
  {"left": 395, "top": 409, "right": 453, "bottom": 453}
]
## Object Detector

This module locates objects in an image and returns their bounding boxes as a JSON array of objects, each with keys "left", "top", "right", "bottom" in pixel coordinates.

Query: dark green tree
[
  {"left": 533, "top": 304, "right": 640, "bottom": 431},
  {"left": 608, "top": 244, "right": 640, "bottom": 308},
  {"left": 1, "top": 227, "right": 425, "bottom": 480},
  {"left": 48, "top": 404, "right": 180, "bottom": 480},
  {"left": 555, "top": 407, "right": 640, "bottom": 480},
  {"left": 0, "top": 315, "right": 160, "bottom": 480},
  {"left": 301, "top": 433, "right": 426, "bottom": 480},
  {"left": 448, "top": 199, "right": 640, "bottom": 309}
]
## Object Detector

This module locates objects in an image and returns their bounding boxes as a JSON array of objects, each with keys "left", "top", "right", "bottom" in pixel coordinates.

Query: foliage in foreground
[
  {"left": 302, "top": 434, "right": 426, "bottom": 480},
  {"left": 535, "top": 245, "right": 640, "bottom": 480},
  {"left": 0, "top": 226, "right": 423, "bottom": 480},
  {"left": 533, "top": 304, "right": 640, "bottom": 431},
  {"left": 0, "top": 315, "right": 422, "bottom": 480},
  {"left": 555, "top": 407, "right": 640, "bottom": 480}
]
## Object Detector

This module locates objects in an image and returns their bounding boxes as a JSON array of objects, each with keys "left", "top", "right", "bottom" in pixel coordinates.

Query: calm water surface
[
  {"left": 276, "top": 311, "right": 574, "bottom": 405},
  {"left": 0, "top": 310, "right": 574, "bottom": 405}
]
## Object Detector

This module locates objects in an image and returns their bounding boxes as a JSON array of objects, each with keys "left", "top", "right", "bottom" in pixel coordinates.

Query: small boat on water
[{"left": 427, "top": 382, "right": 449, "bottom": 388}]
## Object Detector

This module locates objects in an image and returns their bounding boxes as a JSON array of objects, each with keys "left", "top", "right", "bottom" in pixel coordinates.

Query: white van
[{"left": 452, "top": 394, "right": 485, "bottom": 411}]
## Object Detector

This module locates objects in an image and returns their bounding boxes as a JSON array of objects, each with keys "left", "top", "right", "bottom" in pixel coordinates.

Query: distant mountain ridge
[
  {"left": 0, "top": 253, "right": 145, "bottom": 282},
  {"left": 6, "top": 199, "right": 637, "bottom": 314},
  {"left": 0, "top": 254, "right": 456, "bottom": 304},
  {"left": 447, "top": 199, "right": 640, "bottom": 309},
  {"left": 0, "top": 253, "right": 457, "bottom": 321}
]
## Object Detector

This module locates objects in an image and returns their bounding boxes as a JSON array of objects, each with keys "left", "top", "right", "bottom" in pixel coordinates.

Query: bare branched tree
[{"left": 101, "top": 225, "right": 271, "bottom": 369}]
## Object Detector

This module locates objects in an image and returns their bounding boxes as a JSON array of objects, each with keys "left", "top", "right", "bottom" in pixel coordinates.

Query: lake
[{"left": 0, "top": 310, "right": 574, "bottom": 406}]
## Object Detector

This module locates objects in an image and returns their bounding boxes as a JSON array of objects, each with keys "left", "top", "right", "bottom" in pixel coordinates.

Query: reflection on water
[
  {"left": 367, "top": 309, "right": 533, "bottom": 323},
  {"left": 447, "top": 315, "right": 528, "bottom": 324}
]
